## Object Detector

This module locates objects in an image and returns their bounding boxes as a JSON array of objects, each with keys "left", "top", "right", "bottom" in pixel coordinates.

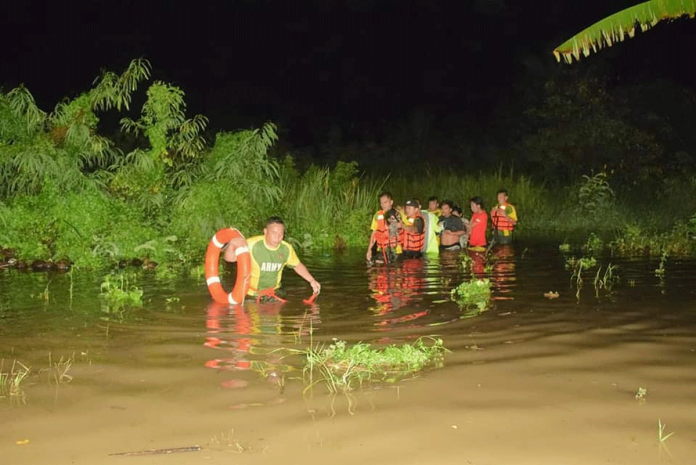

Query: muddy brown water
[{"left": 1, "top": 243, "right": 696, "bottom": 464}]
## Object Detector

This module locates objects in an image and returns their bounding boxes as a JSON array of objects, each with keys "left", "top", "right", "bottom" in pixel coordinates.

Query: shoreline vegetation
[{"left": 2, "top": 60, "right": 696, "bottom": 277}]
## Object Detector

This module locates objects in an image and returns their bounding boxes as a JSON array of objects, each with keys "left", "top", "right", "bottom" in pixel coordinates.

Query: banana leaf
[{"left": 553, "top": 0, "right": 696, "bottom": 64}]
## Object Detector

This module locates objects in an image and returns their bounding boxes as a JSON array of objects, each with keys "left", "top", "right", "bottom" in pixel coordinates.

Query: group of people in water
[
  {"left": 220, "top": 189, "right": 517, "bottom": 301},
  {"left": 366, "top": 189, "right": 518, "bottom": 265}
]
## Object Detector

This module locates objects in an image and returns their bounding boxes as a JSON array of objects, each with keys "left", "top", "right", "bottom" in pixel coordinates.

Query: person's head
[
  {"left": 440, "top": 199, "right": 454, "bottom": 217},
  {"left": 452, "top": 205, "right": 463, "bottom": 217},
  {"left": 379, "top": 191, "right": 394, "bottom": 211},
  {"left": 470, "top": 196, "right": 484, "bottom": 213},
  {"left": 497, "top": 189, "right": 509, "bottom": 206},
  {"left": 404, "top": 199, "right": 419, "bottom": 218},
  {"left": 427, "top": 196, "right": 439, "bottom": 211},
  {"left": 264, "top": 216, "right": 286, "bottom": 248}
]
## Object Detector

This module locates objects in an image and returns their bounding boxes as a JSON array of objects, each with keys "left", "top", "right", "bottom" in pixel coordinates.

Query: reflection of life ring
[{"left": 204, "top": 228, "right": 251, "bottom": 305}]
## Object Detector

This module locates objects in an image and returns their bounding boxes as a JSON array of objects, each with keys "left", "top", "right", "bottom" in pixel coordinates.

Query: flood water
[{"left": 1, "top": 242, "right": 696, "bottom": 464}]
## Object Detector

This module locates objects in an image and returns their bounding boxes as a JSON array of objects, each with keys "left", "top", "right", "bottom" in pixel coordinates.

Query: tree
[{"left": 553, "top": 0, "right": 696, "bottom": 64}]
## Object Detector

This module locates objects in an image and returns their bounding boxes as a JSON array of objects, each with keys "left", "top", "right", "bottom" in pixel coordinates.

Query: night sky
[{"left": 3, "top": 0, "right": 695, "bottom": 148}]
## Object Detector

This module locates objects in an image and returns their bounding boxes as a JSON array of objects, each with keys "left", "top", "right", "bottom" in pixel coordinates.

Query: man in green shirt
[{"left": 224, "top": 217, "right": 321, "bottom": 297}]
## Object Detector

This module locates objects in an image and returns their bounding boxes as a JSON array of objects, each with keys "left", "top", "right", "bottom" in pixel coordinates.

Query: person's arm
[
  {"left": 293, "top": 262, "right": 321, "bottom": 294},
  {"left": 465, "top": 216, "right": 475, "bottom": 233},
  {"left": 506, "top": 207, "right": 518, "bottom": 226},
  {"left": 223, "top": 237, "right": 248, "bottom": 262},
  {"left": 366, "top": 230, "right": 377, "bottom": 260}
]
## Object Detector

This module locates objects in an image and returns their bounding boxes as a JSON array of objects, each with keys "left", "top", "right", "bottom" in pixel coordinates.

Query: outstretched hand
[{"left": 309, "top": 279, "right": 321, "bottom": 294}]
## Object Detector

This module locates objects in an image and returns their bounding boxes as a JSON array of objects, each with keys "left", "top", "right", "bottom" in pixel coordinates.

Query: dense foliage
[{"left": 1, "top": 60, "right": 696, "bottom": 275}]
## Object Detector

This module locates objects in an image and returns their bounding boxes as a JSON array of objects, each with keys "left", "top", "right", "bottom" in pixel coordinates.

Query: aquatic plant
[
  {"left": 100, "top": 272, "right": 143, "bottom": 310},
  {"left": 635, "top": 387, "right": 647, "bottom": 401},
  {"left": 593, "top": 263, "right": 619, "bottom": 296},
  {"left": 0, "top": 359, "right": 30, "bottom": 404},
  {"left": 584, "top": 233, "right": 604, "bottom": 255},
  {"left": 450, "top": 278, "right": 492, "bottom": 313},
  {"left": 460, "top": 253, "right": 474, "bottom": 271},
  {"left": 654, "top": 251, "right": 668, "bottom": 280},
  {"left": 658, "top": 418, "right": 674, "bottom": 443},
  {"left": 46, "top": 353, "right": 74, "bottom": 385},
  {"left": 302, "top": 337, "right": 448, "bottom": 393},
  {"left": 558, "top": 242, "right": 571, "bottom": 253}
]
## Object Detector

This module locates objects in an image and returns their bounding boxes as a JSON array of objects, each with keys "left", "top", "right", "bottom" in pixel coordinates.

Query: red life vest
[
  {"left": 491, "top": 204, "right": 515, "bottom": 231},
  {"left": 403, "top": 213, "right": 425, "bottom": 252}
]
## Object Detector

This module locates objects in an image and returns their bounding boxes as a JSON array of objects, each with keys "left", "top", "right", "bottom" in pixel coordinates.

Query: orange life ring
[{"left": 205, "top": 228, "right": 251, "bottom": 305}]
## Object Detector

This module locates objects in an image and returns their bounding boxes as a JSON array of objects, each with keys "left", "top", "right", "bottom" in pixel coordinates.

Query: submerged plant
[
  {"left": 302, "top": 337, "right": 448, "bottom": 394},
  {"left": 450, "top": 278, "right": 492, "bottom": 314}
]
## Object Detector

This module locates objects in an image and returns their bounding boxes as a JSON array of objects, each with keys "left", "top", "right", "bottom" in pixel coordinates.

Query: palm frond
[
  {"left": 6, "top": 86, "right": 47, "bottom": 133},
  {"left": 92, "top": 58, "right": 151, "bottom": 111},
  {"left": 554, "top": 0, "right": 696, "bottom": 64}
]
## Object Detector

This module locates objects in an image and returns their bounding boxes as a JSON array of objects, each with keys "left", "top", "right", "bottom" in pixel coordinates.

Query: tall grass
[
  {"left": 278, "top": 160, "right": 385, "bottom": 249},
  {"left": 389, "top": 165, "right": 544, "bottom": 221}
]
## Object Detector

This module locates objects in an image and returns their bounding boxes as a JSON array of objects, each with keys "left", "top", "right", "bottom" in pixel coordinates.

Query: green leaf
[{"left": 554, "top": 0, "right": 696, "bottom": 64}]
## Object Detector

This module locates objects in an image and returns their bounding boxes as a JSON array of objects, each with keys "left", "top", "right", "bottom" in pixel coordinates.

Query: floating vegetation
[
  {"left": 460, "top": 254, "right": 474, "bottom": 272},
  {"left": 451, "top": 278, "right": 492, "bottom": 314},
  {"left": 635, "top": 386, "right": 647, "bottom": 402},
  {"left": 302, "top": 337, "right": 449, "bottom": 394},
  {"left": 565, "top": 256, "right": 597, "bottom": 271}
]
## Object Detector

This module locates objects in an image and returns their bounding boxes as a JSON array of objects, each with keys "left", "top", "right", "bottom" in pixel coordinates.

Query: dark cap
[{"left": 405, "top": 199, "right": 419, "bottom": 208}]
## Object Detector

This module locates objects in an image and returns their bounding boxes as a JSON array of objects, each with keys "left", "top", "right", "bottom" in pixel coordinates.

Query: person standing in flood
[
  {"left": 366, "top": 191, "right": 397, "bottom": 264},
  {"left": 224, "top": 216, "right": 321, "bottom": 298},
  {"left": 490, "top": 189, "right": 518, "bottom": 245},
  {"left": 438, "top": 200, "right": 466, "bottom": 251},
  {"left": 466, "top": 196, "right": 488, "bottom": 250},
  {"left": 400, "top": 199, "right": 425, "bottom": 259},
  {"left": 427, "top": 196, "right": 441, "bottom": 217}
]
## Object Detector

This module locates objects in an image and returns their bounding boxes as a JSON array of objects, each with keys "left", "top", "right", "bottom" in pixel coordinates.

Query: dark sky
[{"left": 3, "top": 0, "right": 695, "bottom": 146}]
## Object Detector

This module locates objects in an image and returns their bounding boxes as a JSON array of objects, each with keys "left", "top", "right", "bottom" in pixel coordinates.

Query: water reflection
[
  {"left": 204, "top": 301, "right": 320, "bottom": 389},
  {"left": 489, "top": 245, "right": 517, "bottom": 300}
]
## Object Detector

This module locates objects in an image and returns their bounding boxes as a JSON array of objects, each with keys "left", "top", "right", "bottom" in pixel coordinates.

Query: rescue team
[
  {"left": 366, "top": 189, "right": 518, "bottom": 265},
  {"left": 220, "top": 190, "right": 517, "bottom": 300}
]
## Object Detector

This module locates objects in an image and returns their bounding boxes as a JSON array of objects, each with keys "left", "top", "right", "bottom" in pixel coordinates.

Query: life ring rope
[{"left": 205, "top": 228, "right": 251, "bottom": 305}]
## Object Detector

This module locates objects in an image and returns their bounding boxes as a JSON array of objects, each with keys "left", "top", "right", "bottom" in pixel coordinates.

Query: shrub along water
[{"left": 2, "top": 60, "right": 696, "bottom": 274}]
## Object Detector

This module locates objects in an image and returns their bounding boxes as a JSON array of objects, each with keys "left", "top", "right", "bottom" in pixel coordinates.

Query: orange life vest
[
  {"left": 491, "top": 204, "right": 515, "bottom": 231},
  {"left": 375, "top": 211, "right": 404, "bottom": 249},
  {"left": 374, "top": 210, "right": 390, "bottom": 248},
  {"left": 403, "top": 213, "right": 425, "bottom": 252}
]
